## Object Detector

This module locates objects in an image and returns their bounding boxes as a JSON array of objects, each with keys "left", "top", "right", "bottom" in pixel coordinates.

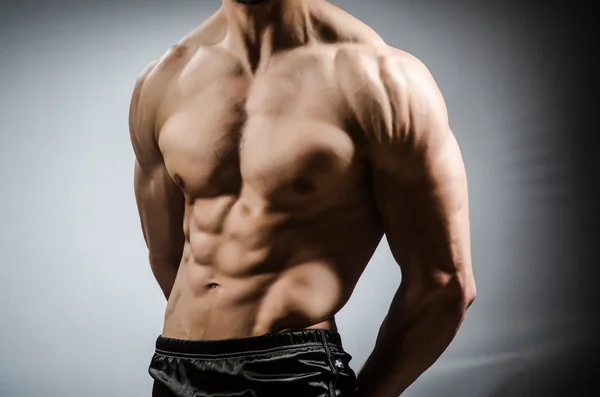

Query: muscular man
[{"left": 130, "top": 1, "right": 476, "bottom": 396}]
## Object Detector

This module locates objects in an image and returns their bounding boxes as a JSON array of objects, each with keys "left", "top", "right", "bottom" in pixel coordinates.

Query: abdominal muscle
[{"left": 161, "top": 192, "right": 380, "bottom": 341}]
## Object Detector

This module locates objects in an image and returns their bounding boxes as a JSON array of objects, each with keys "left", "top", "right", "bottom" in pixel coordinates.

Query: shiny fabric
[{"left": 149, "top": 329, "right": 357, "bottom": 397}]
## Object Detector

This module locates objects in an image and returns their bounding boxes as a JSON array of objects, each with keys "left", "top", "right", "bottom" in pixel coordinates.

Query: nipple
[
  {"left": 292, "top": 177, "right": 316, "bottom": 195},
  {"left": 173, "top": 173, "right": 186, "bottom": 190}
]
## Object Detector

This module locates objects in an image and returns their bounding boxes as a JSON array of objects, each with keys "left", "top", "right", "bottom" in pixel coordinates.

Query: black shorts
[{"left": 149, "top": 329, "right": 357, "bottom": 397}]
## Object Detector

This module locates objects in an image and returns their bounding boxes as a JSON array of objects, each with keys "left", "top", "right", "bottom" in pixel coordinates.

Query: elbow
[
  {"left": 447, "top": 273, "right": 476, "bottom": 309},
  {"left": 401, "top": 269, "right": 476, "bottom": 310},
  {"left": 425, "top": 272, "right": 476, "bottom": 310}
]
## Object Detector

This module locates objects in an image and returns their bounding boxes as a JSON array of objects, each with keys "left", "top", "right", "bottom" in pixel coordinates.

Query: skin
[{"left": 129, "top": 0, "right": 476, "bottom": 395}]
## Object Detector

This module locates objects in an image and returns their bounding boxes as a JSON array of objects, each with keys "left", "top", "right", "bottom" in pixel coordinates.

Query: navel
[
  {"left": 292, "top": 177, "right": 316, "bottom": 195},
  {"left": 233, "top": 63, "right": 246, "bottom": 76}
]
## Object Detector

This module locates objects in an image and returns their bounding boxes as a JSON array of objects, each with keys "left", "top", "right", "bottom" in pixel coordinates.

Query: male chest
[{"left": 157, "top": 49, "right": 362, "bottom": 204}]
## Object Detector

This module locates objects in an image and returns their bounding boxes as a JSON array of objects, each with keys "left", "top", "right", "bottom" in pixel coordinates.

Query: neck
[{"left": 222, "top": 0, "right": 316, "bottom": 71}]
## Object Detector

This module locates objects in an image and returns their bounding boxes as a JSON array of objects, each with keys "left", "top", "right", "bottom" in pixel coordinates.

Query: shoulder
[
  {"left": 131, "top": 42, "right": 191, "bottom": 104},
  {"left": 383, "top": 48, "right": 446, "bottom": 117},
  {"left": 129, "top": 43, "right": 193, "bottom": 167},
  {"left": 130, "top": 9, "right": 228, "bottom": 114},
  {"left": 335, "top": 44, "right": 439, "bottom": 103},
  {"left": 336, "top": 44, "right": 446, "bottom": 130},
  {"left": 335, "top": 45, "right": 450, "bottom": 170},
  {"left": 130, "top": 10, "right": 230, "bottom": 123},
  {"left": 129, "top": 43, "right": 189, "bottom": 129}
]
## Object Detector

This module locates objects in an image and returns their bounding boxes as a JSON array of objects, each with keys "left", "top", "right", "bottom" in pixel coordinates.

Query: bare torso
[
  {"left": 132, "top": 3, "right": 475, "bottom": 395},
  {"left": 135, "top": 3, "right": 398, "bottom": 340}
]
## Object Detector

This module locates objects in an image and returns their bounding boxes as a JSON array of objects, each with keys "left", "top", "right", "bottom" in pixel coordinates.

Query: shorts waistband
[{"left": 155, "top": 329, "right": 343, "bottom": 357}]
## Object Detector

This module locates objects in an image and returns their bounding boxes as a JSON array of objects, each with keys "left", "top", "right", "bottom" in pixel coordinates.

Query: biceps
[
  {"left": 134, "top": 160, "right": 186, "bottom": 261},
  {"left": 420, "top": 135, "right": 469, "bottom": 274},
  {"left": 377, "top": 133, "right": 471, "bottom": 282}
]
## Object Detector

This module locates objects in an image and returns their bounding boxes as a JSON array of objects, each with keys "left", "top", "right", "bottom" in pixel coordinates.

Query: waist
[
  {"left": 155, "top": 328, "right": 344, "bottom": 358},
  {"left": 163, "top": 261, "right": 350, "bottom": 339}
]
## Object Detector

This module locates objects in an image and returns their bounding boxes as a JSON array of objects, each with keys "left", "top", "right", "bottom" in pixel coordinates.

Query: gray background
[{"left": 0, "top": 1, "right": 596, "bottom": 396}]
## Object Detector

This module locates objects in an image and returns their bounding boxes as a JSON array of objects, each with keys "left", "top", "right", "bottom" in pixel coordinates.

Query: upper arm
[
  {"left": 368, "top": 52, "right": 474, "bottom": 302},
  {"left": 129, "top": 60, "right": 161, "bottom": 171},
  {"left": 129, "top": 61, "right": 185, "bottom": 263}
]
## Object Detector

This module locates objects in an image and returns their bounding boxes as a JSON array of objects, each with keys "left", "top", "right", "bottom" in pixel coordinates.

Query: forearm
[
  {"left": 356, "top": 284, "right": 473, "bottom": 397},
  {"left": 149, "top": 256, "right": 180, "bottom": 300}
]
